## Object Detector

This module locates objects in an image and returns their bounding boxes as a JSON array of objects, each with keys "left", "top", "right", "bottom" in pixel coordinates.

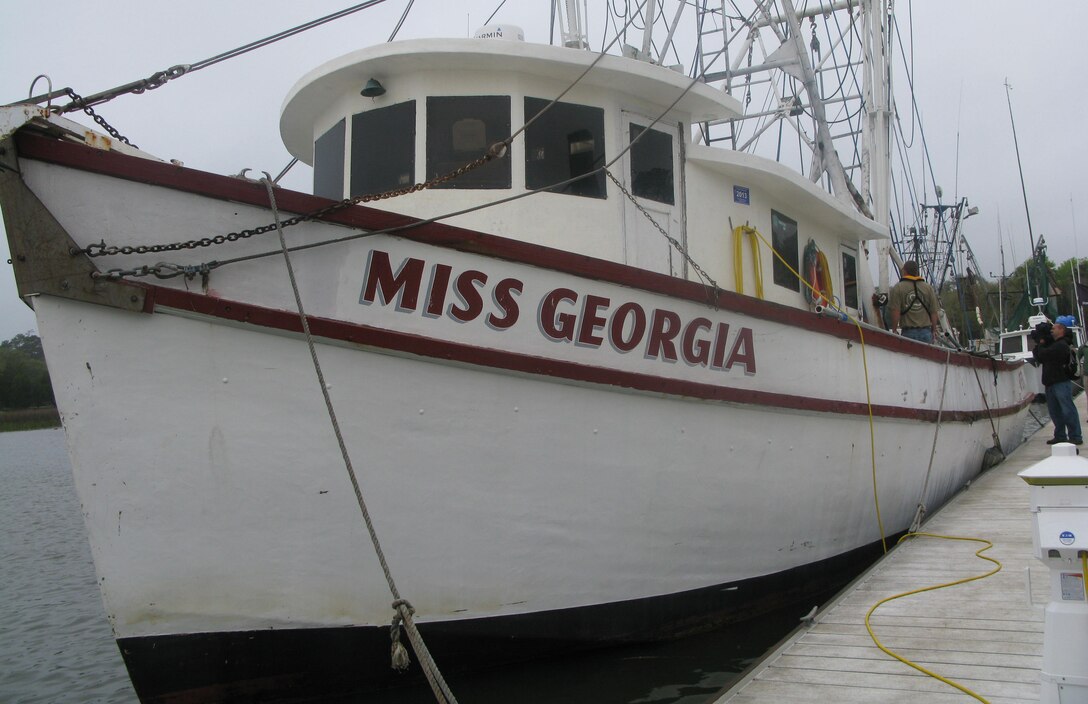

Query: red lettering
[
  {"left": 360, "top": 250, "right": 424, "bottom": 310},
  {"left": 425, "top": 263, "right": 453, "bottom": 317},
  {"left": 540, "top": 288, "right": 578, "bottom": 341},
  {"left": 577, "top": 295, "right": 610, "bottom": 347},
  {"left": 724, "top": 327, "right": 756, "bottom": 373},
  {"left": 488, "top": 278, "right": 523, "bottom": 329},
  {"left": 681, "top": 317, "right": 713, "bottom": 366},
  {"left": 646, "top": 309, "right": 681, "bottom": 361},
  {"left": 609, "top": 302, "right": 647, "bottom": 352},
  {"left": 711, "top": 323, "right": 731, "bottom": 369},
  {"left": 450, "top": 270, "right": 487, "bottom": 322}
]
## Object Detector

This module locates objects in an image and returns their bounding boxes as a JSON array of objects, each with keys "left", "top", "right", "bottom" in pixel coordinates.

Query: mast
[
  {"left": 640, "top": 0, "right": 657, "bottom": 59},
  {"left": 1004, "top": 79, "right": 1036, "bottom": 255},
  {"left": 779, "top": 0, "right": 869, "bottom": 215},
  {"left": 556, "top": 0, "right": 589, "bottom": 49},
  {"left": 998, "top": 241, "right": 1007, "bottom": 333},
  {"left": 863, "top": 0, "right": 892, "bottom": 230},
  {"left": 1073, "top": 195, "right": 1083, "bottom": 325},
  {"left": 861, "top": 0, "right": 894, "bottom": 291}
]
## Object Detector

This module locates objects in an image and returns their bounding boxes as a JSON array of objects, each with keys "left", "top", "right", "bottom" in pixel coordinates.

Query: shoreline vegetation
[
  {"left": 0, "top": 407, "right": 61, "bottom": 432},
  {"left": 1, "top": 332, "right": 59, "bottom": 432}
]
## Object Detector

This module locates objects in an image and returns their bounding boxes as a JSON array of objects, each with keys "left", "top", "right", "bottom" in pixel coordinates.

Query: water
[
  {"left": 0, "top": 428, "right": 832, "bottom": 704},
  {"left": 0, "top": 428, "right": 135, "bottom": 704}
]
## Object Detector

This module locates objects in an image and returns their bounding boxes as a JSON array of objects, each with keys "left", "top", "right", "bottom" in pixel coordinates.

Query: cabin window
[
  {"left": 841, "top": 247, "right": 859, "bottom": 308},
  {"left": 350, "top": 101, "right": 416, "bottom": 197},
  {"left": 524, "top": 98, "right": 606, "bottom": 198},
  {"left": 629, "top": 124, "right": 674, "bottom": 204},
  {"left": 313, "top": 119, "right": 345, "bottom": 199},
  {"left": 771, "top": 210, "right": 799, "bottom": 291},
  {"left": 1001, "top": 335, "right": 1024, "bottom": 355},
  {"left": 427, "top": 96, "right": 511, "bottom": 189}
]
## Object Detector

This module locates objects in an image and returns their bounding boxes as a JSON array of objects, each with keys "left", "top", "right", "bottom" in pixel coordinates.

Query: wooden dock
[{"left": 714, "top": 424, "right": 1055, "bottom": 703}]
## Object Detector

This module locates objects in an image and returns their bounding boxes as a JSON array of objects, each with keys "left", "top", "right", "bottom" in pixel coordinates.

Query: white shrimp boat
[{"left": 0, "top": 2, "right": 1032, "bottom": 702}]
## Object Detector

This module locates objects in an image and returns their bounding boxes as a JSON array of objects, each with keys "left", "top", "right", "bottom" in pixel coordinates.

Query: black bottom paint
[{"left": 118, "top": 540, "right": 887, "bottom": 703}]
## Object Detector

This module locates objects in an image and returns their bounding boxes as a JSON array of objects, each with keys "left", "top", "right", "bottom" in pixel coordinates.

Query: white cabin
[{"left": 280, "top": 36, "right": 887, "bottom": 318}]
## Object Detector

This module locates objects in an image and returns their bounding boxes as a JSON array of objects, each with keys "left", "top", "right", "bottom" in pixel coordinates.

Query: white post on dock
[{"left": 1018, "top": 443, "right": 1088, "bottom": 703}]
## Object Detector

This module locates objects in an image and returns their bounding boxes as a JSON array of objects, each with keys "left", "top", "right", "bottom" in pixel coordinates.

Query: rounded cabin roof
[{"left": 280, "top": 37, "right": 743, "bottom": 163}]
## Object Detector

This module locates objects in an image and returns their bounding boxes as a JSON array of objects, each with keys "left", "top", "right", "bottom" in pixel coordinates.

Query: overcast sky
[{"left": 1, "top": 1, "right": 1086, "bottom": 342}]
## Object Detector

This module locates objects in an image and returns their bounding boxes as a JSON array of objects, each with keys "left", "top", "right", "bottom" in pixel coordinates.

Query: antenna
[
  {"left": 1004, "top": 79, "right": 1037, "bottom": 255},
  {"left": 1074, "top": 195, "right": 1082, "bottom": 325}
]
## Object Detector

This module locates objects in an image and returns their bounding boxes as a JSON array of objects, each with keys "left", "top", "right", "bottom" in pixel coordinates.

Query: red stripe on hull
[
  {"left": 14, "top": 131, "right": 1021, "bottom": 372},
  {"left": 145, "top": 284, "right": 1032, "bottom": 423}
]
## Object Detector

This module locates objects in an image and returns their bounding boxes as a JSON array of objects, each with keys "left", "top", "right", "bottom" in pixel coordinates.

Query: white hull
[
  {"left": 0, "top": 16, "right": 1033, "bottom": 697},
  {"left": 39, "top": 295, "right": 1024, "bottom": 638},
  {"left": 13, "top": 154, "right": 1030, "bottom": 642}
]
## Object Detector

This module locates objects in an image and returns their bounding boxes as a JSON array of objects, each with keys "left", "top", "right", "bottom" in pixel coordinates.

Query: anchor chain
[
  {"left": 75, "top": 141, "right": 510, "bottom": 262},
  {"left": 604, "top": 168, "right": 721, "bottom": 295},
  {"left": 63, "top": 88, "right": 138, "bottom": 148}
]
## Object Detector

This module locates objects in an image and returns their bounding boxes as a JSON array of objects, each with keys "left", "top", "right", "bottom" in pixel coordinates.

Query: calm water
[
  {"left": 0, "top": 428, "right": 834, "bottom": 704},
  {"left": 0, "top": 428, "right": 135, "bottom": 704}
]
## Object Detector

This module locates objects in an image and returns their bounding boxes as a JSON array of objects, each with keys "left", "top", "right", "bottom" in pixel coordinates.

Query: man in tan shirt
[{"left": 889, "top": 260, "right": 939, "bottom": 343}]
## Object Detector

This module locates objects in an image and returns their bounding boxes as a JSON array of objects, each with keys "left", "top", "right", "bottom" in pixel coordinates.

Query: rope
[
  {"left": 262, "top": 176, "right": 458, "bottom": 704},
  {"left": 746, "top": 227, "right": 885, "bottom": 551},
  {"left": 865, "top": 532, "right": 1001, "bottom": 703},
  {"left": 910, "top": 348, "right": 951, "bottom": 533}
]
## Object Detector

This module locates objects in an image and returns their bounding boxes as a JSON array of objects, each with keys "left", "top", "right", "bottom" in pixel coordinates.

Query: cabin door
[{"left": 620, "top": 113, "right": 681, "bottom": 276}]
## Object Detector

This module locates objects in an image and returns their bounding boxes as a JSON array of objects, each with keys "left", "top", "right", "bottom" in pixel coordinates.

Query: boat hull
[
  {"left": 115, "top": 540, "right": 883, "bottom": 703},
  {"left": 4, "top": 133, "right": 1033, "bottom": 703}
]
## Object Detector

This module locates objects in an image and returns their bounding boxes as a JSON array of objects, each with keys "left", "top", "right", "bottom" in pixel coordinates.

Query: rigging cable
[
  {"left": 388, "top": 0, "right": 417, "bottom": 42},
  {"left": 83, "top": 0, "right": 715, "bottom": 285},
  {"left": 27, "top": 0, "right": 394, "bottom": 114},
  {"left": 909, "top": 348, "right": 951, "bottom": 532},
  {"left": 893, "top": 0, "right": 917, "bottom": 149},
  {"left": 483, "top": 0, "right": 508, "bottom": 26},
  {"left": 263, "top": 175, "right": 457, "bottom": 703}
]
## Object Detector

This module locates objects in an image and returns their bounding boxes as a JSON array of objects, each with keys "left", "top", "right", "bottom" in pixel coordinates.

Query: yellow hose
[
  {"left": 732, "top": 226, "right": 763, "bottom": 299},
  {"left": 865, "top": 532, "right": 1002, "bottom": 703},
  {"left": 747, "top": 227, "right": 885, "bottom": 550},
  {"left": 745, "top": 230, "right": 1002, "bottom": 701}
]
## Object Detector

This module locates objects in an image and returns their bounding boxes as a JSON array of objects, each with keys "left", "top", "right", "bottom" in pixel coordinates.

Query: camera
[{"left": 1030, "top": 320, "right": 1054, "bottom": 345}]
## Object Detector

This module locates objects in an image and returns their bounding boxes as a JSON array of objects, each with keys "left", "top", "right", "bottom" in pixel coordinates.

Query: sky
[{"left": 1, "top": 1, "right": 1086, "bottom": 341}]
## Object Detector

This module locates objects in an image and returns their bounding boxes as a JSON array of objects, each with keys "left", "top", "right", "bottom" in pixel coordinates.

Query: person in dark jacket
[{"left": 1032, "top": 321, "right": 1083, "bottom": 445}]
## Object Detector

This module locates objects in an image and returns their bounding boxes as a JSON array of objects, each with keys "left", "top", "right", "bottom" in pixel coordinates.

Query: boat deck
[{"left": 714, "top": 420, "right": 1056, "bottom": 703}]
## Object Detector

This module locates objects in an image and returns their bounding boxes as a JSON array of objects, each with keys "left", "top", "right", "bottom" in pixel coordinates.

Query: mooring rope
[
  {"left": 262, "top": 175, "right": 457, "bottom": 704},
  {"left": 910, "top": 348, "right": 951, "bottom": 533}
]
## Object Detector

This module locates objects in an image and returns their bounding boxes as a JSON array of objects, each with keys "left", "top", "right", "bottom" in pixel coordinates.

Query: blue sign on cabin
[{"left": 733, "top": 185, "right": 750, "bottom": 205}]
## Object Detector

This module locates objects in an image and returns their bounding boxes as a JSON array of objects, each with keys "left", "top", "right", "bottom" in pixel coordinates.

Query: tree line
[
  {"left": 0, "top": 332, "right": 55, "bottom": 409},
  {"left": 935, "top": 255, "right": 1088, "bottom": 347}
]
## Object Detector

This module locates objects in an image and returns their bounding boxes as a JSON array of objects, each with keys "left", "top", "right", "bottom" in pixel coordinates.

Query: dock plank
[{"left": 714, "top": 428, "right": 1052, "bottom": 703}]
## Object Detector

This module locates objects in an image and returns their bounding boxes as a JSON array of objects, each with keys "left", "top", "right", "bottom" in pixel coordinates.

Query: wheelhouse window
[
  {"left": 350, "top": 101, "right": 415, "bottom": 197},
  {"left": 524, "top": 97, "right": 606, "bottom": 198},
  {"left": 427, "top": 96, "right": 511, "bottom": 189},
  {"left": 313, "top": 119, "right": 345, "bottom": 200},
  {"left": 629, "top": 124, "right": 674, "bottom": 205},
  {"left": 771, "top": 210, "right": 799, "bottom": 291},
  {"left": 1001, "top": 335, "right": 1024, "bottom": 355},
  {"left": 841, "top": 247, "right": 858, "bottom": 308}
]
